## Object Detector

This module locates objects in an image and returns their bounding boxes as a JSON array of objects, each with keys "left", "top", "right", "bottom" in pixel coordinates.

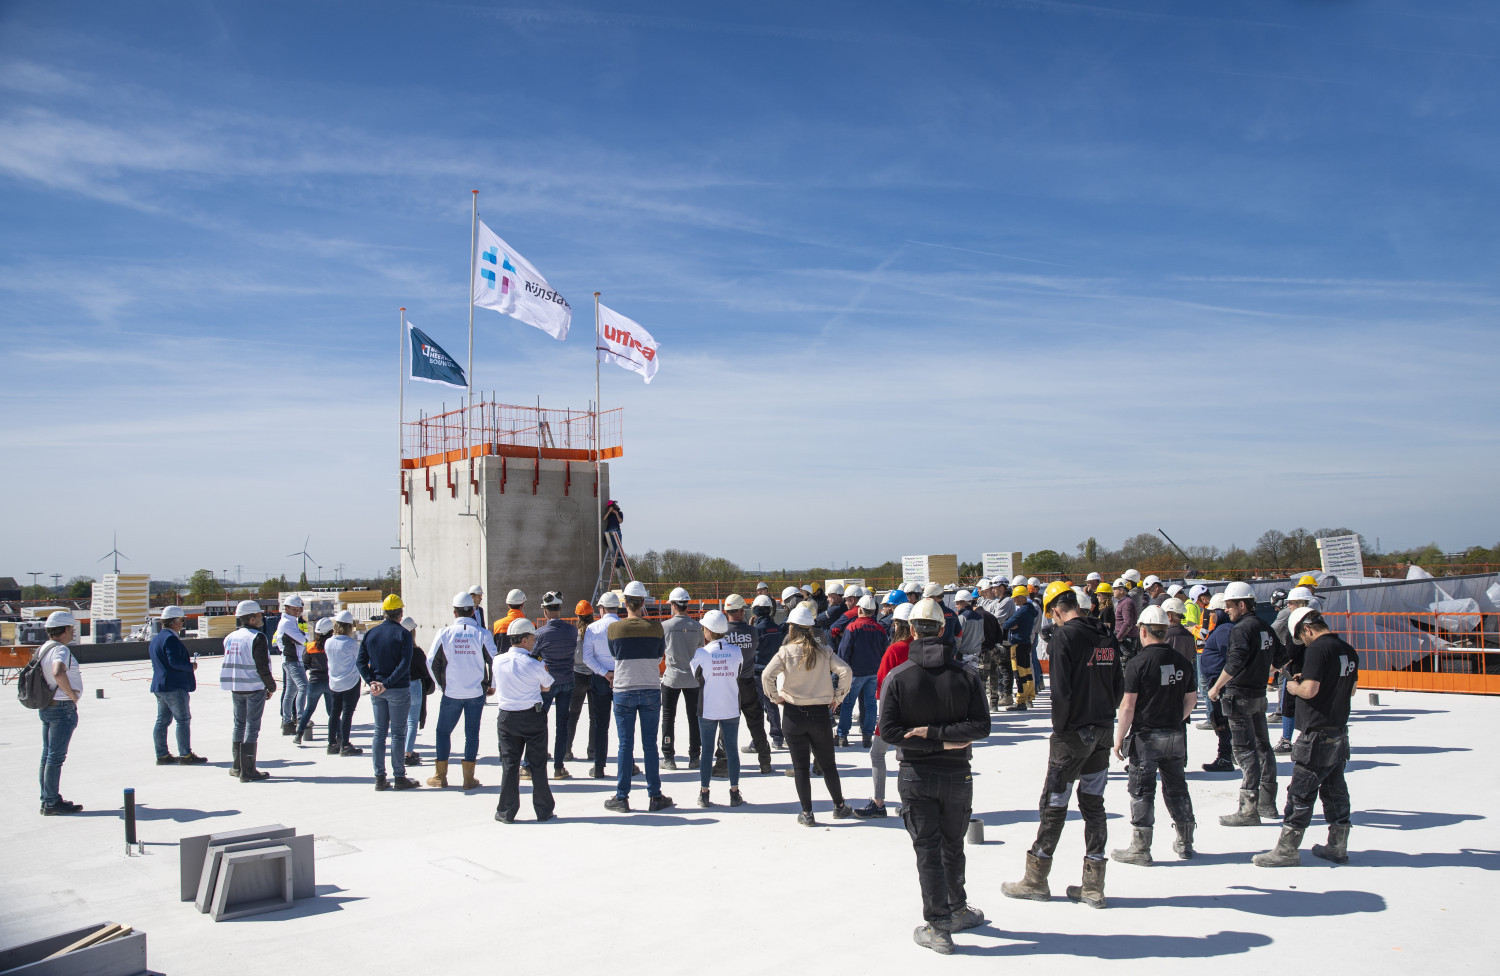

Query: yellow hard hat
[
  {"left": 1042, "top": 580, "right": 1072, "bottom": 610},
  {"left": 382, "top": 594, "right": 404, "bottom": 611},
  {"left": 1096, "top": 582, "right": 1112, "bottom": 595},
  {"left": 1297, "top": 575, "right": 1317, "bottom": 587},
  {"left": 1011, "top": 584, "right": 1028, "bottom": 598}
]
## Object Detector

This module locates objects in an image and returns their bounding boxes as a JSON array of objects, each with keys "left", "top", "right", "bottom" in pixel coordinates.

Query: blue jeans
[
  {"left": 297, "top": 680, "right": 329, "bottom": 736},
  {"left": 153, "top": 689, "right": 191, "bottom": 757},
  {"left": 541, "top": 683, "right": 574, "bottom": 770},
  {"left": 232, "top": 689, "right": 267, "bottom": 743},
  {"left": 39, "top": 700, "right": 78, "bottom": 808},
  {"left": 435, "top": 694, "right": 486, "bottom": 763},
  {"left": 699, "top": 716, "right": 740, "bottom": 788},
  {"left": 613, "top": 688, "right": 662, "bottom": 799},
  {"left": 281, "top": 660, "right": 308, "bottom": 723},
  {"left": 405, "top": 679, "right": 423, "bottom": 753},
  {"left": 1197, "top": 657, "right": 1210, "bottom": 716},
  {"left": 837, "top": 674, "right": 878, "bottom": 738},
  {"left": 370, "top": 685, "right": 412, "bottom": 778}
]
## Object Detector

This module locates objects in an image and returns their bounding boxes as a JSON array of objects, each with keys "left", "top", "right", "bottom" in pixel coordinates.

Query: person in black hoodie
[
  {"left": 879, "top": 598, "right": 992, "bottom": 955},
  {"left": 1003, "top": 582, "right": 1122, "bottom": 910}
]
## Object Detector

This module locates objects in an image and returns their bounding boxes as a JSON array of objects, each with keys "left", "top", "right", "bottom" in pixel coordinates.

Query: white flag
[
  {"left": 597, "top": 304, "right": 659, "bottom": 384},
  {"left": 472, "top": 220, "right": 571, "bottom": 341}
]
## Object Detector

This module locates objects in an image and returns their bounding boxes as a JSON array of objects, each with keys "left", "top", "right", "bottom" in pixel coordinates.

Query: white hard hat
[
  {"left": 1208, "top": 593, "right": 1227, "bottom": 611},
  {"left": 700, "top": 609, "right": 730, "bottom": 635},
  {"left": 781, "top": 586, "right": 800, "bottom": 601},
  {"left": 976, "top": 577, "right": 992, "bottom": 589},
  {"left": 315, "top": 617, "right": 336, "bottom": 634},
  {"left": 922, "top": 582, "right": 943, "bottom": 599},
  {"left": 1139, "top": 605, "right": 1170, "bottom": 627},
  {"left": 909, "top": 598, "right": 945, "bottom": 625},
  {"left": 756, "top": 581, "right": 768, "bottom": 590},
  {"left": 45, "top": 610, "right": 77, "bottom": 628},
  {"left": 942, "top": 583, "right": 957, "bottom": 593},
  {"left": 234, "top": 600, "right": 262, "bottom": 617},
  {"left": 1287, "top": 586, "right": 1314, "bottom": 603},
  {"left": 282, "top": 595, "right": 304, "bottom": 609},
  {"left": 507, "top": 617, "right": 536, "bottom": 638},
  {"left": 1162, "top": 598, "right": 1187, "bottom": 616},
  {"left": 786, "top": 602, "right": 816, "bottom": 627},
  {"left": 1223, "top": 581, "right": 1255, "bottom": 602},
  {"left": 724, "top": 594, "right": 747, "bottom": 611},
  {"left": 1112, "top": 578, "right": 1127, "bottom": 590},
  {"left": 800, "top": 584, "right": 813, "bottom": 595},
  {"left": 1289, "top": 606, "right": 1319, "bottom": 637},
  {"left": 540, "top": 591, "right": 564, "bottom": 609},
  {"left": 752, "top": 594, "right": 773, "bottom": 608},
  {"left": 505, "top": 588, "right": 526, "bottom": 604},
  {"left": 902, "top": 581, "right": 922, "bottom": 594},
  {"left": 668, "top": 587, "right": 691, "bottom": 604},
  {"left": 623, "top": 580, "right": 649, "bottom": 599},
  {"left": 1085, "top": 572, "right": 1101, "bottom": 582},
  {"left": 453, "top": 592, "right": 475, "bottom": 608},
  {"left": 1143, "top": 575, "right": 1162, "bottom": 588},
  {"left": 954, "top": 589, "right": 973, "bottom": 603},
  {"left": 159, "top": 605, "right": 185, "bottom": 620},
  {"left": 400, "top": 616, "right": 417, "bottom": 632},
  {"left": 827, "top": 582, "right": 845, "bottom": 596},
  {"left": 893, "top": 603, "right": 914, "bottom": 621},
  {"left": 597, "top": 591, "right": 622, "bottom": 610},
  {"left": 857, "top": 595, "right": 878, "bottom": 611},
  {"left": 334, "top": 609, "right": 355, "bottom": 624},
  {"left": 1166, "top": 583, "right": 1184, "bottom": 597},
  {"left": 1027, "top": 577, "right": 1041, "bottom": 587},
  {"left": 1123, "top": 569, "right": 1142, "bottom": 583},
  {"left": 1188, "top": 584, "right": 1209, "bottom": 600},
  {"left": 468, "top": 584, "right": 484, "bottom": 596}
]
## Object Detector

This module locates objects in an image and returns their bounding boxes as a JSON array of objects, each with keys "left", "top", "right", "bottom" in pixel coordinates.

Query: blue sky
[{"left": 2, "top": 0, "right": 1497, "bottom": 583}]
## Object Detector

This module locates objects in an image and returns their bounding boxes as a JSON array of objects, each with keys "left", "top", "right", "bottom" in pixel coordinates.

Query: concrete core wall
[{"left": 400, "top": 456, "right": 609, "bottom": 651}]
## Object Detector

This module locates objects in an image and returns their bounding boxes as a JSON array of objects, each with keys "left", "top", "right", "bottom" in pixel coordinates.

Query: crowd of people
[{"left": 24, "top": 568, "right": 1361, "bottom": 955}]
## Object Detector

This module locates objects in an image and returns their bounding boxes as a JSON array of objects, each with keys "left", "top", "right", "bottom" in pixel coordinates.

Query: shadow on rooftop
[
  {"left": 961, "top": 928, "right": 1272, "bottom": 958},
  {"left": 562, "top": 814, "right": 720, "bottom": 826},
  {"left": 1106, "top": 885, "right": 1385, "bottom": 916},
  {"left": 1345, "top": 849, "right": 1500, "bottom": 870},
  {"left": 232, "top": 884, "right": 365, "bottom": 921},
  {"left": 1345, "top": 760, "right": 1398, "bottom": 772},
  {"left": 1349, "top": 745, "right": 1471, "bottom": 755},
  {"left": 1355, "top": 809, "right": 1484, "bottom": 830}
]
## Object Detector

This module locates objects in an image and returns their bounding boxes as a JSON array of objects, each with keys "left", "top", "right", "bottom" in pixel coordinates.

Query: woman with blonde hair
[{"left": 763, "top": 602, "right": 855, "bottom": 825}]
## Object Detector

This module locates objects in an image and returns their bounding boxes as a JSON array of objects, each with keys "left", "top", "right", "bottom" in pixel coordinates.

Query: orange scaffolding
[{"left": 401, "top": 397, "right": 622, "bottom": 469}]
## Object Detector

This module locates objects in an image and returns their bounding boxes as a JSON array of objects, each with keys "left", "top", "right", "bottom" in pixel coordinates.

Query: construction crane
[{"left": 1157, "top": 529, "right": 1198, "bottom": 579}]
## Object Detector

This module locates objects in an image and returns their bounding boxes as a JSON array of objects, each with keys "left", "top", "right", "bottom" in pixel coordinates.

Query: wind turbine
[
  {"left": 288, "top": 536, "right": 316, "bottom": 582},
  {"left": 98, "top": 532, "right": 128, "bottom": 574}
]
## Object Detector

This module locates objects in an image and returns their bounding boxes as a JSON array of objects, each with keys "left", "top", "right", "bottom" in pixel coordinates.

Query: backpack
[{"left": 16, "top": 645, "right": 55, "bottom": 709}]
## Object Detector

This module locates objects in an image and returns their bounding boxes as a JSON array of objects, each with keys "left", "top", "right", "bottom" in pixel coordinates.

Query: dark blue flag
[{"left": 408, "top": 322, "right": 466, "bottom": 389}]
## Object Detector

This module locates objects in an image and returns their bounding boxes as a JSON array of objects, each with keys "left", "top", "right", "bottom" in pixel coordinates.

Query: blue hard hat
[{"left": 884, "top": 589, "right": 908, "bottom": 605}]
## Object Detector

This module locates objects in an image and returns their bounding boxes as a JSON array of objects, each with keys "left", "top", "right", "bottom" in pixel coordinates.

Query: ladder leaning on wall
[{"left": 592, "top": 529, "right": 635, "bottom": 604}]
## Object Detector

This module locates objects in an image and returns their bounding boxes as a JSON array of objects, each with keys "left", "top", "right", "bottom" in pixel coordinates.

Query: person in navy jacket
[{"left": 149, "top": 606, "right": 206, "bottom": 765}]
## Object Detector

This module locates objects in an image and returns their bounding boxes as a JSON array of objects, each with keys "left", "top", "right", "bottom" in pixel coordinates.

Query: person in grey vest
[{"left": 220, "top": 600, "right": 276, "bottom": 783}]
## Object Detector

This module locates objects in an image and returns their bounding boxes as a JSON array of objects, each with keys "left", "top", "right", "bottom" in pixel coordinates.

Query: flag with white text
[{"left": 408, "top": 322, "right": 467, "bottom": 389}]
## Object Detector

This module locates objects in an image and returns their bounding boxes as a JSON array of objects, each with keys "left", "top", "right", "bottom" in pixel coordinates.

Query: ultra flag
[
  {"left": 597, "top": 303, "right": 659, "bottom": 384},
  {"left": 408, "top": 322, "right": 467, "bottom": 389},
  {"left": 472, "top": 220, "right": 571, "bottom": 341}
]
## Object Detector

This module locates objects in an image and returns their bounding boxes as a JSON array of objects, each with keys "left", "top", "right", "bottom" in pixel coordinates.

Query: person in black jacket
[
  {"left": 293, "top": 617, "right": 334, "bottom": 746},
  {"left": 751, "top": 595, "right": 786, "bottom": 749},
  {"left": 879, "top": 598, "right": 992, "bottom": 955},
  {"left": 1003, "top": 582, "right": 1122, "bottom": 910},
  {"left": 1207, "top": 582, "right": 1286, "bottom": 825}
]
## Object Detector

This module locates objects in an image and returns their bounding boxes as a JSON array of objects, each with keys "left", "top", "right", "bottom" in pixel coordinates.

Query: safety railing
[
  {"left": 401, "top": 395, "right": 622, "bottom": 469},
  {"left": 1325, "top": 611, "right": 1498, "bottom": 695}
]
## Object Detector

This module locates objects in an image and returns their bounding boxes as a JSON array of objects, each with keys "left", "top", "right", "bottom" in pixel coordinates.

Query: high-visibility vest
[{"left": 220, "top": 627, "right": 265, "bottom": 692}]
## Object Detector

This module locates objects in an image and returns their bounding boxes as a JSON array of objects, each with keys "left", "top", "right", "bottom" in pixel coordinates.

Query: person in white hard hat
[
  {"left": 276, "top": 595, "right": 309, "bottom": 737},
  {"left": 852, "top": 601, "right": 914, "bottom": 820},
  {"left": 720, "top": 593, "right": 775, "bottom": 776},
  {"left": 492, "top": 588, "right": 528, "bottom": 649},
  {"left": 426, "top": 593, "right": 496, "bottom": 790},
  {"left": 468, "top": 584, "right": 486, "bottom": 631},
  {"left": 324, "top": 610, "right": 364, "bottom": 757},
  {"left": 816, "top": 582, "right": 849, "bottom": 632},
  {"left": 836, "top": 594, "right": 888, "bottom": 749},
  {"left": 660, "top": 587, "right": 704, "bottom": 771},
  {"left": 1198, "top": 593, "right": 1235, "bottom": 771},
  {"left": 775, "top": 585, "right": 801, "bottom": 626},
  {"left": 691, "top": 609, "right": 748, "bottom": 808},
  {"left": 603, "top": 580, "right": 674, "bottom": 813},
  {"left": 493, "top": 617, "right": 556, "bottom": 823},
  {"left": 827, "top": 585, "right": 864, "bottom": 647},
  {"left": 580, "top": 592, "right": 622, "bottom": 779},
  {"left": 35, "top": 611, "right": 84, "bottom": 814},
  {"left": 1270, "top": 587, "right": 1318, "bottom": 754},
  {"left": 530, "top": 591, "right": 580, "bottom": 783},
  {"left": 750, "top": 593, "right": 786, "bottom": 751},
  {"left": 1208, "top": 581, "right": 1285, "bottom": 826},
  {"left": 292, "top": 617, "right": 335, "bottom": 748},
  {"left": 149, "top": 605, "right": 206, "bottom": 765},
  {"left": 221, "top": 600, "right": 277, "bottom": 783}
]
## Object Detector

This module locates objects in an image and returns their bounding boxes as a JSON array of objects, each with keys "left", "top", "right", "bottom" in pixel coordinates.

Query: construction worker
[
  {"left": 1084, "top": 572, "right": 1102, "bottom": 611},
  {"left": 293, "top": 616, "right": 334, "bottom": 747},
  {"left": 149, "top": 605, "right": 206, "bottom": 765},
  {"left": 357, "top": 594, "right": 420, "bottom": 792},
  {"left": 1208, "top": 580, "right": 1286, "bottom": 825},
  {"left": 469, "top": 584, "right": 487, "bottom": 631},
  {"left": 1002, "top": 582, "right": 1122, "bottom": 910},
  {"left": 1000, "top": 584, "right": 1038, "bottom": 711},
  {"left": 1199, "top": 594, "right": 1235, "bottom": 771},
  {"left": 952, "top": 590, "right": 985, "bottom": 672},
  {"left": 816, "top": 582, "right": 848, "bottom": 633},
  {"left": 276, "top": 595, "right": 308, "bottom": 736},
  {"left": 581, "top": 592, "right": 622, "bottom": 779},
  {"left": 222, "top": 599, "right": 276, "bottom": 783},
  {"left": 827, "top": 584, "right": 863, "bottom": 648},
  {"left": 1142, "top": 575, "right": 1167, "bottom": 606},
  {"left": 692, "top": 609, "right": 748, "bottom": 808},
  {"left": 1271, "top": 585, "right": 1317, "bottom": 753},
  {"left": 325, "top": 611, "right": 363, "bottom": 756},
  {"left": 718, "top": 594, "right": 773, "bottom": 774},
  {"left": 774, "top": 585, "right": 800, "bottom": 625},
  {"left": 1253, "top": 608, "right": 1358, "bottom": 867},
  {"left": 1121, "top": 569, "right": 1145, "bottom": 615},
  {"left": 564, "top": 600, "right": 596, "bottom": 763},
  {"left": 493, "top": 617, "right": 556, "bottom": 823},
  {"left": 1183, "top": 584, "right": 1207, "bottom": 633},
  {"left": 856, "top": 601, "right": 914, "bottom": 820},
  {"left": 1111, "top": 605, "right": 1197, "bottom": 866},
  {"left": 880, "top": 597, "right": 991, "bottom": 954},
  {"left": 492, "top": 588, "right": 527, "bottom": 649},
  {"left": 974, "top": 587, "right": 1007, "bottom": 710},
  {"left": 1112, "top": 578, "right": 1139, "bottom": 663},
  {"left": 1093, "top": 582, "right": 1114, "bottom": 630},
  {"left": 529, "top": 591, "right": 577, "bottom": 782},
  {"left": 660, "top": 587, "right": 703, "bottom": 771},
  {"left": 836, "top": 595, "right": 886, "bottom": 749},
  {"left": 604, "top": 580, "right": 674, "bottom": 813},
  {"left": 426, "top": 592, "right": 496, "bottom": 791},
  {"left": 751, "top": 593, "right": 786, "bottom": 750},
  {"left": 35, "top": 610, "right": 84, "bottom": 815}
]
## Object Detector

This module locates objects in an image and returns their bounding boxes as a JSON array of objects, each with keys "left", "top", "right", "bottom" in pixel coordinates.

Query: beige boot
[
  {"left": 426, "top": 760, "right": 449, "bottom": 788},
  {"left": 1066, "top": 857, "right": 1108, "bottom": 908},
  {"left": 1001, "top": 851, "right": 1053, "bottom": 901},
  {"left": 462, "top": 761, "right": 482, "bottom": 790}
]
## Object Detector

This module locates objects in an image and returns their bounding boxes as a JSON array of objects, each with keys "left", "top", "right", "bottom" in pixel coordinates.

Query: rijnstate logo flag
[
  {"left": 408, "top": 322, "right": 467, "bottom": 389},
  {"left": 597, "top": 304, "right": 659, "bottom": 384},
  {"left": 472, "top": 220, "right": 571, "bottom": 341}
]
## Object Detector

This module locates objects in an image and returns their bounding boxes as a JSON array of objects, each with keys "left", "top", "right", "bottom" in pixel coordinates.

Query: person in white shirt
[
  {"left": 276, "top": 596, "right": 309, "bottom": 736},
  {"left": 426, "top": 592, "right": 496, "bottom": 791},
  {"left": 323, "top": 615, "right": 363, "bottom": 757},
  {"left": 36, "top": 611, "right": 84, "bottom": 815},
  {"left": 581, "top": 591, "right": 622, "bottom": 779},
  {"left": 493, "top": 618, "right": 555, "bottom": 823},
  {"left": 691, "top": 610, "right": 748, "bottom": 809}
]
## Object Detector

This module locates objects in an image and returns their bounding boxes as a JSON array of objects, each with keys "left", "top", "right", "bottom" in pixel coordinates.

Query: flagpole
[
  {"left": 398, "top": 306, "right": 407, "bottom": 561},
  {"left": 594, "top": 292, "right": 603, "bottom": 585},
  {"left": 465, "top": 189, "right": 479, "bottom": 512}
]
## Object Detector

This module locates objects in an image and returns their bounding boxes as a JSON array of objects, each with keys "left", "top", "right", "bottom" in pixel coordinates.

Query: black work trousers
[
  {"left": 715, "top": 676, "right": 772, "bottom": 764},
  {"left": 782, "top": 703, "right": 843, "bottom": 813},
  {"left": 1224, "top": 692, "right": 1277, "bottom": 798},
  {"left": 898, "top": 763, "right": 974, "bottom": 923},
  {"left": 1125, "top": 728, "right": 1195, "bottom": 828},
  {"left": 1284, "top": 730, "right": 1351, "bottom": 831},
  {"left": 565, "top": 670, "right": 592, "bottom": 757},
  {"left": 1034, "top": 725, "right": 1112, "bottom": 858},
  {"left": 980, "top": 647, "right": 1010, "bottom": 702},
  {"left": 588, "top": 674, "right": 613, "bottom": 774},
  {"left": 497, "top": 707, "right": 555, "bottom": 821},
  {"left": 661, "top": 685, "right": 701, "bottom": 759}
]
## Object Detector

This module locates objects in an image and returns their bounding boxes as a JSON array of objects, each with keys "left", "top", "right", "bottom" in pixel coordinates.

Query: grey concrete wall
[{"left": 399, "top": 463, "right": 487, "bottom": 653}]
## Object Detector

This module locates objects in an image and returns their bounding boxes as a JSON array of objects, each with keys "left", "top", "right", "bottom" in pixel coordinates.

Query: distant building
[{"left": 0, "top": 577, "right": 20, "bottom": 603}]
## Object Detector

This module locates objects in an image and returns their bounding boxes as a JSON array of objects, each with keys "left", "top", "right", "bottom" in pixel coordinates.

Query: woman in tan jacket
[{"left": 762, "top": 602, "right": 856, "bottom": 825}]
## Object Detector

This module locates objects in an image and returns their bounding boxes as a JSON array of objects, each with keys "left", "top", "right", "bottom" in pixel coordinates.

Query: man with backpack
[{"left": 24, "top": 611, "right": 85, "bottom": 815}]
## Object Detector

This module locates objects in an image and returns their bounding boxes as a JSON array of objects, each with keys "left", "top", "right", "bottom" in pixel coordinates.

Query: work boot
[
  {"left": 374, "top": 774, "right": 390, "bottom": 791},
  {"left": 832, "top": 803, "right": 855, "bottom": 819},
  {"left": 1202, "top": 757, "right": 1234, "bottom": 773},
  {"left": 553, "top": 765, "right": 572, "bottom": 780},
  {"left": 998, "top": 692, "right": 1014, "bottom": 708},
  {"left": 853, "top": 802, "right": 888, "bottom": 819},
  {"left": 341, "top": 743, "right": 363, "bottom": 756},
  {"left": 229, "top": 742, "right": 241, "bottom": 778},
  {"left": 861, "top": 735, "right": 872, "bottom": 749},
  {"left": 326, "top": 739, "right": 340, "bottom": 755},
  {"left": 292, "top": 729, "right": 305, "bottom": 745},
  {"left": 1173, "top": 822, "right": 1196, "bottom": 859},
  {"left": 1110, "top": 827, "right": 1153, "bottom": 866},
  {"left": 912, "top": 922, "right": 954, "bottom": 955},
  {"left": 759, "top": 759, "right": 774, "bottom": 775},
  {"left": 156, "top": 754, "right": 178, "bottom": 765},
  {"left": 772, "top": 736, "right": 785, "bottom": 750},
  {"left": 392, "top": 776, "right": 420, "bottom": 791},
  {"left": 280, "top": 720, "right": 294, "bottom": 736},
  {"left": 590, "top": 766, "right": 608, "bottom": 779},
  {"left": 1274, "top": 737, "right": 1292, "bottom": 754},
  {"left": 687, "top": 749, "right": 700, "bottom": 768},
  {"left": 1002, "top": 852, "right": 1053, "bottom": 901},
  {"left": 729, "top": 789, "right": 745, "bottom": 807},
  {"left": 604, "top": 796, "right": 630, "bottom": 812},
  {"left": 1252, "top": 826, "right": 1305, "bottom": 867},
  {"left": 1220, "top": 790, "right": 1261, "bottom": 827},
  {"left": 404, "top": 751, "right": 423, "bottom": 766},
  {"left": 238, "top": 744, "right": 269, "bottom": 782},
  {"left": 178, "top": 753, "right": 208, "bottom": 765},
  {"left": 1066, "top": 858, "right": 1108, "bottom": 909},
  {"left": 647, "top": 794, "right": 675, "bottom": 812},
  {"left": 698, "top": 789, "right": 713, "bottom": 808},
  {"left": 426, "top": 760, "right": 449, "bottom": 788},
  {"left": 837, "top": 735, "right": 850, "bottom": 748},
  {"left": 1257, "top": 785, "right": 1279, "bottom": 820},
  {"left": 1005, "top": 700, "right": 1028, "bottom": 712},
  {"left": 1311, "top": 824, "right": 1351, "bottom": 864},
  {"left": 740, "top": 742, "right": 758, "bottom": 753},
  {"left": 951, "top": 905, "right": 985, "bottom": 931},
  {"left": 712, "top": 758, "right": 728, "bottom": 779},
  {"left": 663, "top": 754, "right": 678, "bottom": 771},
  {"left": 461, "top": 761, "right": 482, "bottom": 790}
]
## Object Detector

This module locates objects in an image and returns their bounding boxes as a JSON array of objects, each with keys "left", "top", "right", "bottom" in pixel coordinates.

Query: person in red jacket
[{"left": 854, "top": 603, "right": 914, "bottom": 819}]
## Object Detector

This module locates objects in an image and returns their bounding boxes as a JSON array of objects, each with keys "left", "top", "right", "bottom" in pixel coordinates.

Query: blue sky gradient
[{"left": 2, "top": 0, "right": 1496, "bottom": 582}]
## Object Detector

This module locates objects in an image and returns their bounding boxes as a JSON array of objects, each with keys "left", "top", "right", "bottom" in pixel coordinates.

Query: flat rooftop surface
[{"left": 3, "top": 658, "right": 1496, "bottom": 973}]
